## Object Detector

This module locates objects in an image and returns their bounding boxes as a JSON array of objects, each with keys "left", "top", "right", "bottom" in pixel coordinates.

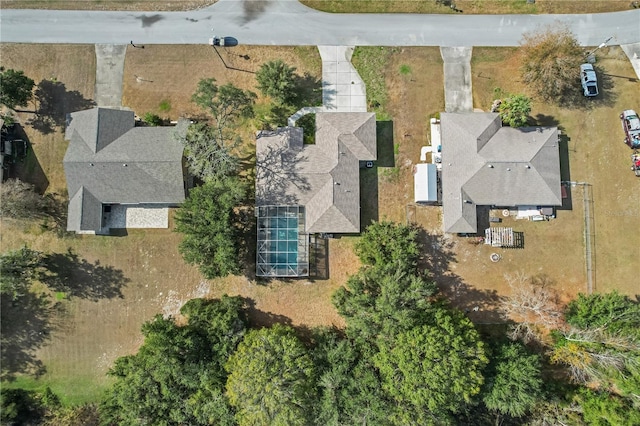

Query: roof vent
[
  {"left": 334, "top": 181, "right": 340, "bottom": 185},
  {"left": 89, "top": 163, "right": 94, "bottom": 167},
  {"left": 525, "top": 164, "right": 531, "bottom": 169},
  {"left": 487, "top": 164, "right": 494, "bottom": 168},
  {"left": 123, "top": 164, "right": 128, "bottom": 167},
  {"left": 506, "top": 168, "right": 511, "bottom": 171}
]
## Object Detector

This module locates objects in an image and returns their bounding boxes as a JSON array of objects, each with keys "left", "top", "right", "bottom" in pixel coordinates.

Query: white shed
[{"left": 414, "top": 163, "right": 438, "bottom": 204}]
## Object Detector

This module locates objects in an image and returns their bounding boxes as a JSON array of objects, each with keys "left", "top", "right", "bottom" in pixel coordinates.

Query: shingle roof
[
  {"left": 441, "top": 112, "right": 562, "bottom": 234},
  {"left": 256, "top": 112, "right": 376, "bottom": 234},
  {"left": 63, "top": 108, "right": 186, "bottom": 232}
]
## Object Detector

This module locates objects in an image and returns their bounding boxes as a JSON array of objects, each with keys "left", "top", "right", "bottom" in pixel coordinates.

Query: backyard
[{"left": 1, "top": 40, "right": 638, "bottom": 404}]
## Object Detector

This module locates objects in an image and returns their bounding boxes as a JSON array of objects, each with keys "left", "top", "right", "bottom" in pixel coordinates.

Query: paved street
[{"left": 1, "top": 0, "right": 639, "bottom": 46}]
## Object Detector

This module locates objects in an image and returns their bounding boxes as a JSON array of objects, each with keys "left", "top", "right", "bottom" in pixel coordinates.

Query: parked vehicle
[
  {"left": 620, "top": 109, "right": 640, "bottom": 149},
  {"left": 580, "top": 63, "right": 598, "bottom": 97},
  {"left": 632, "top": 152, "right": 640, "bottom": 177},
  {"left": 209, "top": 36, "right": 226, "bottom": 47},
  {"left": 0, "top": 139, "right": 28, "bottom": 163}
]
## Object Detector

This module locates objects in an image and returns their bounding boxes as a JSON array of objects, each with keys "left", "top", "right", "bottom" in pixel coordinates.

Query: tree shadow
[
  {"left": 415, "top": 228, "right": 503, "bottom": 323},
  {"left": 40, "top": 249, "right": 129, "bottom": 301},
  {"left": 0, "top": 291, "right": 62, "bottom": 381},
  {"left": 255, "top": 129, "right": 311, "bottom": 205},
  {"left": 593, "top": 64, "right": 619, "bottom": 108},
  {"left": 7, "top": 124, "right": 49, "bottom": 193},
  {"left": 292, "top": 72, "right": 323, "bottom": 108},
  {"left": 242, "top": 297, "right": 293, "bottom": 329},
  {"left": 27, "top": 80, "right": 95, "bottom": 134}
]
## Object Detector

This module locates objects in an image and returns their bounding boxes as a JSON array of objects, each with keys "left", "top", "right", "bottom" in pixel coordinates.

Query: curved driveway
[{"left": 1, "top": 0, "right": 639, "bottom": 46}]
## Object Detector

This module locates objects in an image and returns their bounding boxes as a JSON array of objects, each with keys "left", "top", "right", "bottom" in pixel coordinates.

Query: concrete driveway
[
  {"left": 318, "top": 46, "right": 367, "bottom": 112},
  {"left": 1, "top": 0, "right": 639, "bottom": 46},
  {"left": 94, "top": 44, "right": 127, "bottom": 107},
  {"left": 440, "top": 47, "right": 473, "bottom": 113}
]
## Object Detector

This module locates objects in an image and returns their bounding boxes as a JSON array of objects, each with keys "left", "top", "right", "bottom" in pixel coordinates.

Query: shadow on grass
[
  {"left": 27, "top": 80, "right": 95, "bottom": 134},
  {"left": 41, "top": 249, "right": 129, "bottom": 301},
  {"left": 9, "top": 124, "right": 49, "bottom": 194},
  {"left": 416, "top": 228, "right": 503, "bottom": 323},
  {"left": 0, "top": 292, "right": 62, "bottom": 381},
  {"left": 360, "top": 166, "right": 379, "bottom": 228},
  {"left": 376, "top": 121, "right": 395, "bottom": 167},
  {"left": 292, "top": 72, "right": 323, "bottom": 108}
]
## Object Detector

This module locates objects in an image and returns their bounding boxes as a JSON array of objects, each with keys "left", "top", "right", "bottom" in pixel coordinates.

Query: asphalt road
[{"left": 1, "top": 0, "right": 639, "bottom": 46}]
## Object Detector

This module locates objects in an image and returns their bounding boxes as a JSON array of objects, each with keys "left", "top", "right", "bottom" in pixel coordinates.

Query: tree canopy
[
  {"left": 482, "top": 342, "right": 544, "bottom": 417},
  {"left": 551, "top": 292, "right": 640, "bottom": 398},
  {"left": 374, "top": 309, "right": 488, "bottom": 416},
  {"left": 333, "top": 221, "right": 437, "bottom": 344},
  {"left": 498, "top": 93, "right": 531, "bottom": 127},
  {"left": 255, "top": 60, "right": 298, "bottom": 105},
  {"left": 174, "top": 177, "right": 246, "bottom": 279},
  {"left": 174, "top": 122, "right": 239, "bottom": 182},
  {"left": 191, "top": 78, "right": 256, "bottom": 132},
  {"left": 0, "top": 247, "right": 45, "bottom": 301},
  {"left": 225, "top": 324, "right": 316, "bottom": 426},
  {"left": 0, "top": 68, "right": 35, "bottom": 109},
  {"left": 0, "top": 179, "right": 51, "bottom": 220},
  {"left": 520, "top": 24, "right": 584, "bottom": 105},
  {"left": 101, "top": 296, "right": 247, "bottom": 426}
]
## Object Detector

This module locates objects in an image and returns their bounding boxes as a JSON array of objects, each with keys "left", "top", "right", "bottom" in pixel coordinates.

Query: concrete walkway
[
  {"left": 440, "top": 47, "right": 473, "bottom": 113},
  {"left": 620, "top": 43, "right": 640, "bottom": 80},
  {"left": 94, "top": 44, "right": 127, "bottom": 107},
  {"left": 318, "top": 46, "right": 367, "bottom": 112}
]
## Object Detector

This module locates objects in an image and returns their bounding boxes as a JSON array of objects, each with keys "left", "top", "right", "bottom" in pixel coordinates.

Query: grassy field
[{"left": 301, "top": 0, "right": 632, "bottom": 14}]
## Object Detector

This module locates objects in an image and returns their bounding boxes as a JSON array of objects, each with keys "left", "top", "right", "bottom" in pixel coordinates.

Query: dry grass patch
[
  {"left": 3, "top": 0, "right": 216, "bottom": 11},
  {"left": 301, "top": 0, "right": 631, "bottom": 14}
]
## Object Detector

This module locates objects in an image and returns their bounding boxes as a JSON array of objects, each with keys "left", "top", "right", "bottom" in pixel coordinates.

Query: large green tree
[
  {"left": 374, "top": 309, "right": 488, "bottom": 417},
  {"left": 174, "top": 122, "right": 239, "bottom": 182},
  {"left": 333, "top": 267, "right": 437, "bottom": 344},
  {"left": 520, "top": 24, "right": 584, "bottom": 105},
  {"left": 255, "top": 60, "right": 297, "bottom": 105},
  {"left": 101, "top": 296, "right": 247, "bottom": 426},
  {"left": 333, "top": 221, "right": 437, "bottom": 344},
  {"left": 0, "top": 68, "right": 35, "bottom": 109},
  {"left": 482, "top": 342, "right": 544, "bottom": 417},
  {"left": 311, "top": 329, "right": 396, "bottom": 426},
  {"left": 225, "top": 324, "right": 316, "bottom": 426},
  {"left": 354, "top": 220, "right": 421, "bottom": 273},
  {"left": 174, "top": 177, "right": 245, "bottom": 279}
]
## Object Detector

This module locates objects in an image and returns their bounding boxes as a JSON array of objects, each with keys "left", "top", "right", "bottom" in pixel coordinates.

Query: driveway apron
[
  {"left": 440, "top": 46, "right": 473, "bottom": 113},
  {"left": 94, "top": 44, "right": 126, "bottom": 107}
]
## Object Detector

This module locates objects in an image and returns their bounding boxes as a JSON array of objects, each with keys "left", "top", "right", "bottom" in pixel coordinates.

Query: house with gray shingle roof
[
  {"left": 440, "top": 112, "right": 562, "bottom": 234},
  {"left": 255, "top": 112, "right": 376, "bottom": 277},
  {"left": 63, "top": 107, "right": 187, "bottom": 234}
]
